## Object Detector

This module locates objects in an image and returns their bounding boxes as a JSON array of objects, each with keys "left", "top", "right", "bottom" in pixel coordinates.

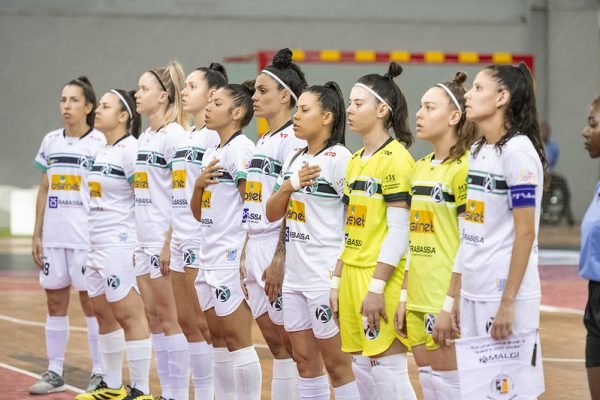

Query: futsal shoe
[
  {"left": 121, "top": 386, "right": 153, "bottom": 400},
  {"left": 28, "top": 370, "right": 66, "bottom": 394},
  {"left": 75, "top": 380, "right": 127, "bottom": 399},
  {"left": 86, "top": 372, "right": 104, "bottom": 391}
]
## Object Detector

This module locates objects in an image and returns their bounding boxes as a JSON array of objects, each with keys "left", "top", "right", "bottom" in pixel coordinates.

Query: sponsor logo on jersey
[
  {"left": 244, "top": 181, "right": 262, "bottom": 203},
  {"left": 51, "top": 174, "right": 81, "bottom": 191},
  {"left": 185, "top": 148, "right": 197, "bottom": 162},
  {"left": 48, "top": 196, "right": 58, "bottom": 209},
  {"left": 496, "top": 278, "right": 507, "bottom": 292},
  {"left": 172, "top": 169, "right": 186, "bottom": 189},
  {"left": 225, "top": 249, "right": 237, "bottom": 261},
  {"left": 364, "top": 326, "right": 379, "bottom": 340},
  {"left": 324, "top": 151, "right": 336, "bottom": 157},
  {"left": 344, "top": 234, "right": 363, "bottom": 248},
  {"left": 81, "top": 265, "right": 87, "bottom": 275},
  {"left": 485, "top": 317, "right": 494, "bottom": 333},
  {"left": 346, "top": 204, "right": 367, "bottom": 228},
  {"left": 79, "top": 155, "right": 93, "bottom": 170},
  {"left": 365, "top": 177, "right": 379, "bottom": 197},
  {"left": 216, "top": 286, "right": 231, "bottom": 302},
  {"left": 285, "top": 227, "right": 310, "bottom": 242},
  {"left": 409, "top": 210, "right": 434, "bottom": 233},
  {"left": 184, "top": 249, "right": 196, "bottom": 265},
  {"left": 490, "top": 375, "right": 513, "bottom": 395},
  {"left": 261, "top": 158, "right": 275, "bottom": 175},
  {"left": 270, "top": 295, "right": 283, "bottom": 311},
  {"left": 286, "top": 200, "right": 306, "bottom": 223},
  {"left": 242, "top": 208, "right": 261, "bottom": 224},
  {"left": 431, "top": 183, "right": 445, "bottom": 203},
  {"left": 88, "top": 181, "right": 102, "bottom": 198},
  {"left": 483, "top": 173, "right": 495, "bottom": 193},
  {"left": 302, "top": 180, "right": 320, "bottom": 194},
  {"left": 465, "top": 199, "right": 485, "bottom": 224},
  {"left": 134, "top": 172, "right": 149, "bottom": 189},
  {"left": 150, "top": 255, "right": 160, "bottom": 269},
  {"left": 172, "top": 198, "right": 188, "bottom": 207},
  {"left": 119, "top": 232, "right": 128, "bottom": 242},
  {"left": 107, "top": 275, "right": 120, "bottom": 289},
  {"left": 201, "top": 190, "right": 212, "bottom": 208},
  {"left": 315, "top": 305, "right": 332, "bottom": 323},
  {"left": 425, "top": 313, "right": 436, "bottom": 334}
]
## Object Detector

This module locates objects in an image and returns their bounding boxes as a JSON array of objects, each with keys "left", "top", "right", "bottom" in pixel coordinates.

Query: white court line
[
  {"left": 0, "top": 362, "right": 84, "bottom": 393},
  {"left": 543, "top": 357, "right": 585, "bottom": 363},
  {"left": 540, "top": 304, "right": 584, "bottom": 315}
]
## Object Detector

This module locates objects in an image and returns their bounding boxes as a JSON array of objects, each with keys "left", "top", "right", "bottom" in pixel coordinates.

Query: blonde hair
[{"left": 150, "top": 60, "right": 190, "bottom": 130}]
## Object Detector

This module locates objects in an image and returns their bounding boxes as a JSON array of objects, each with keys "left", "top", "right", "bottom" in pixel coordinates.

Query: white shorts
[
  {"left": 170, "top": 238, "right": 201, "bottom": 272},
  {"left": 39, "top": 247, "right": 88, "bottom": 291},
  {"left": 283, "top": 289, "right": 339, "bottom": 340},
  {"left": 460, "top": 297, "right": 541, "bottom": 338},
  {"left": 134, "top": 247, "right": 163, "bottom": 279},
  {"left": 86, "top": 246, "right": 138, "bottom": 303},
  {"left": 245, "top": 234, "right": 284, "bottom": 325},
  {"left": 195, "top": 268, "right": 246, "bottom": 317}
]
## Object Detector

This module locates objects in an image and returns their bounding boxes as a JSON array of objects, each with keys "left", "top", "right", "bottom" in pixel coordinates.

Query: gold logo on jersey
[
  {"left": 346, "top": 204, "right": 367, "bottom": 228},
  {"left": 88, "top": 182, "right": 102, "bottom": 198},
  {"left": 201, "top": 190, "right": 212, "bottom": 209},
  {"left": 244, "top": 181, "right": 262, "bottom": 203},
  {"left": 286, "top": 200, "right": 306, "bottom": 223},
  {"left": 51, "top": 175, "right": 81, "bottom": 191},
  {"left": 134, "top": 172, "right": 149, "bottom": 189},
  {"left": 465, "top": 199, "right": 485, "bottom": 224},
  {"left": 410, "top": 210, "right": 434, "bottom": 233},
  {"left": 172, "top": 170, "right": 186, "bottom": 189}
]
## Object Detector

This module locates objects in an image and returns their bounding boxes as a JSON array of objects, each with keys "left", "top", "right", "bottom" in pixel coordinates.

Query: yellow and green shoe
[{"left": 74, "top": 381, "right": 127, "bottom": 400}]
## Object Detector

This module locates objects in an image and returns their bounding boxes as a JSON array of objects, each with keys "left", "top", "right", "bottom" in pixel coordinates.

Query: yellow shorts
[
  {"left": 339, "top": 263, "right": 410, "bottom": 357},
  {"left": 406, "top": 309, "right": 439, "bottom": 351}
]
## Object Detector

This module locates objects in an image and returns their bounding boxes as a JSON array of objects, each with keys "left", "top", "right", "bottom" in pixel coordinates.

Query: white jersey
[
  {"left": 199, "top": 132, "right": 255, "bottom": 269},
  {"left": 243, "top": 122, "right": 306, "bottom": 237},
  {"left": 134, "top": 122, "right": 184, "bottom": 247},
  {"left": 459, "top": 135, "right": 543, "bottom": 301},
  {"left": 171, "top": 126, "right": 220, "bottom": 242},
  {"left": 88, "top": 134, "right": 137, "bottom": 248},
  {"left": 34, "top": 128, "right": 106, "bottom": 249},
  {"left": 275, "top": 144, "right": 351, "bottom": 291}
]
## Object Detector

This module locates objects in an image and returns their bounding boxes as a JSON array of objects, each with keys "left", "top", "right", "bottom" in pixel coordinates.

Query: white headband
[
  {"left": 436, "top": 84, "right": 462, "bottom": 113},
  {"left": 261, "top": 69, "right": 298, "bottom": 103},
  {"left": 353, "top": 83, "right": 394, "bottom": 113},
  {"left": 110, "top": 89, "right": 133, "bottom": 119}
]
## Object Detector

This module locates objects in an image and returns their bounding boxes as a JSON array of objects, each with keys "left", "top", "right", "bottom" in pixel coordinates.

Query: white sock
[
  {"left": 298, "top": 375, "right": 329, "bottom": 400},
  {"left": 272, "top": 358, "right": 298, "bottom": 400},
  {"left": 45, "top": 316, "right": 69, "bottom": 376},
  {"left": 418, "top": 366, "right": 437, "bottom": 400},
  {"left": 152, "top": 333, "right": 171, "bottom": 398},
  {"left": 167, "top": 333, "right": 190, "bottom": 400},
  {"left": 351, "top": 355, "right": 376, "bottom": 400},
  {"left": 213, "top": 347, "right": 236, "bottom": 400},
  {"left": 189, "top": 341, "right": 214, "bottom": 400},
  {"left": 230, "top": 346, "right": 262, "bottom": 400},
  {"left": 371, "top": 354, "right": 416, "bottom": 400},
  {"left": 126, "top": 338, "right": 152, "bottom": 395},
  {"left": 433, "top": 370, "right": 461, "bottom": 400},
  {"left": 85, "top": 316, "right": 102, "bottom": 374},
  {"left": 98, "top": 329, "right": 125, "bottom": 389},
  {"left": 333, "top": 381, "right": 360, "bottom": 399}
]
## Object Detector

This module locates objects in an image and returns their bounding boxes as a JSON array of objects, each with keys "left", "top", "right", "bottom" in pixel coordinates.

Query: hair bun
[
  {"left": 209, "top": 62, "right": 226, "bottom": 75},
  {"left": 385, "top": 62, "right": 403, "bottom": 80},
  {"left": 453, "top": 71, "right": 467, "bottom": 85},
  {"left": 127, "top": 89, "right": 137, "bottom": 99},
  {"left": 241, "top": 79, "right": 256, "bottom": 96},
  {"left": 77, "top": 76, "right": 93, "bottom": 87},
  {"left": 272, "top": 48, "right": 293, "bottom": 69}
]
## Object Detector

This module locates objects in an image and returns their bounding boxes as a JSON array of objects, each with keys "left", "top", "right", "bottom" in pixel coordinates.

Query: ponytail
[
  {"left": 195, "top": 62, "right": 228, "bottom": 89},
  {"left": 356, "top": 62, "right": 412, "bottom": 148},
  {"left": 150, "top": 60, "right": 190, "bottom": 130},
  {"left": 305, "top": 81, "right": 346, "bottom": 147},
  {"left": 65, "top": 76, "right": 97, "bottom": 127},
  {"left": 111, "top": 89, "right": 142, "bottom": 138}
]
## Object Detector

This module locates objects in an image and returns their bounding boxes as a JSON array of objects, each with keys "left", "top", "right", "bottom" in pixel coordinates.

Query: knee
[
  {"left": 47, "top": 294, "right": 69, "bottom": 315},
  {"left": 294, "top": 353, "right": 323, "bottom": 378},
  {"left": 324, "top": 360, "right": 350, "bottom": 384}
]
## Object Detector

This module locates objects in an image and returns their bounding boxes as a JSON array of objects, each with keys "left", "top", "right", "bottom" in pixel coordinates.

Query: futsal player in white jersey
[
  {"left": 242, "top": 48, "right": 307, "bottom": 397},
  {"left": 134, "top": 61, "right": 189, "bottom": 400},
  {"left": 190, "top": 81, "right": 259, "bottom": 400},
  {"left": 266, "top": 81, "right": 360, "bottom": 400},
  {"left": 164, "top": 63, "right": 227, "bottom": 400},
  {"left": 76, "top": 89, "right": 153, "bottom": 400},
  {"left": 30, "top": 77, "right": 105, "bottom": 395},
  {"left": 457, "top": 63, "right": 546, "bottom": 343}
]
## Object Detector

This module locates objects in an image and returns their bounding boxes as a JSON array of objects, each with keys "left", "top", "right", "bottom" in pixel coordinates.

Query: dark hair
[
  {"left": 112, "top": 89, "right": 142, "bottom": 138},
  {"left": 436, "top": 71, "right": 478, "bottom": 162},
  {"left": 149, "top": 60, "right": 189, "bottom": 129},
  {"left": 195, "top": 62, "right": 228, "bottom": 89},
  {"left": 65, "top": 76, "right": 97, "bottom": 127},
  {"left": 305, "top": 81, "right": 346, "bottom": 148},
  {"left": 472, "top": 63, "right": 546, "bottom": 167},
  {"left": 223, "top": 80, "right": 256, "bottom": 129},
  {"left": 263, "top": 48, "right": 308, "bottom": 107},
  {"left": 357, "top": 62, "right": 412, "bottom": 148}
]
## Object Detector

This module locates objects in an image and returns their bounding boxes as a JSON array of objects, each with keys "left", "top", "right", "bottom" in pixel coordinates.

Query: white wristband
[
  {"left": 289, "top": 172, "right": 301, "bottom": 191},
  {"left": 442, "top": 296, "right": 455, "bottom": 313},
  {"left": 400, "top": 289, "right": 408, "bottom": 303},
  {"left": 368, "top": 278, "right": 386, "bottom": 294},
  {"left": 331, "top": 276, "right": 341, "bottom": 289}
]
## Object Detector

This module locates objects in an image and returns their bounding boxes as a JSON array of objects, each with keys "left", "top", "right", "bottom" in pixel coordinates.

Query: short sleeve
[
  {"left": 164, "top": 130, "right": 182, "bottom": 168},
  {"left": 504, "top": 150, "right": 541, "bottom": 187},
  {"left": 279, "top": 134, "right": 306, "bottom": 164},
  {"left": 452, "top": 158, "right": 469, "bottom": 214},
  {"left": 381, "top": 151, "right": 413, "bottom": 203},
  {"left": 331, "top": 149, "right": 351, "bottom": 199},
  {"left": 34, "top": 136, "right": 48, "bottom": 173},
  {"left": 124, "top": 141, "right": 137, "bottom": 184},
  {"left": 227, "top": 140, "right": 255, "bottom": 184}
]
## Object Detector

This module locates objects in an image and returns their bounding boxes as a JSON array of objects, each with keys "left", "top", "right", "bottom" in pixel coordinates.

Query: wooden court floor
[{"left": 0, "top": 236, "right": 591, "bottom": 399}]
